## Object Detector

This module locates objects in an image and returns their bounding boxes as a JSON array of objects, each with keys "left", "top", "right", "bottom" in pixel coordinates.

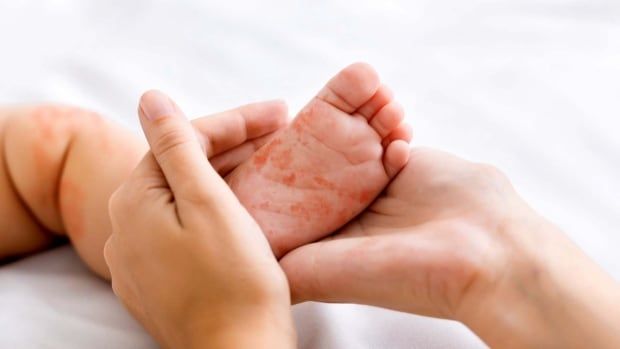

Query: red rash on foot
[
  {"left": 289, "top": 202, "right": 311, "bottom": 221},
  {"left": 292, "top": 193, "right": 333, "bottom": 220},
  {"left": 282, "top": 173, "right": 296, "bottom": 185},
  {"left": 315, "top": 196, "right": 331, "bottom": 216},
  {"left": 290, "top": 202, "right": 303, "bottom": 213},
  {"left": 253, "top": 151, "right": 269, "bottom": 168},
  {"left": 291, "top": 106, "right": 316, "bottom": 136},
  {"left": 252, "top": 138, "right": 283, "bottom": 169},
  {"left": 313, "top": 175, "right": 336, "bottom": 190},
  {"left": 269, "top": 138, "right": 283, "bottom": 147},
  {"left": 272, "top": 148, "right": 293, "bottom": 170},
  {"left": 358, "top": 189, "right": 374, "bottom": 203}
]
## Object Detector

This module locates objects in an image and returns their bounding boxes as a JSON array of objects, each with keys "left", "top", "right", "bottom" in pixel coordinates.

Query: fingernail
[{"left": 139, "top": 90, "right": 176, "bottom": 121}]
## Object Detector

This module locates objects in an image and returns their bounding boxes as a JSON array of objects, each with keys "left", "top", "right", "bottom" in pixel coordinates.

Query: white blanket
[{"left": 1, "top": 0, "right": 618, "bottom": 347}]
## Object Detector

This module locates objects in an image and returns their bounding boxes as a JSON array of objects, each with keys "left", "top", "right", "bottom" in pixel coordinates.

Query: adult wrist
[
  {"left": 182, "top": 302, "right": 296, "bottom": 349},
  {"left": 458, "top": 207, "right": 620, "bottom": 348}
]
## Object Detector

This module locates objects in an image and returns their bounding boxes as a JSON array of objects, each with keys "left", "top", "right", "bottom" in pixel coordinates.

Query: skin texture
[
  {"left": 227, "top": 62, "right": 412, "bottom": 257},
  {"left": 280, "top": 148, "right": 620, "bottom": 348},
  {"left": 0, "top": 101, "right": 290, "bottom": 277},
  {"left": 105, "top": 91, "right": 295, "bottom": 349}
]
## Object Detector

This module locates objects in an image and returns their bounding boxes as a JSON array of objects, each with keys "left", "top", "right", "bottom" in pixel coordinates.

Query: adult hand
[
  {"left": 192, "top": 98, "right": 288, "bottom": 177},
  {"left": 104, "top": 91, "right": 295, "bottom": 349},
  {"left": 281, "top": 147, "right": 620, "bottom": 348}
]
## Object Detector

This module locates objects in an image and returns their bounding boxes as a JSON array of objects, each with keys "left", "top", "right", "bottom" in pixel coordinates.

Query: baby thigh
[
  {"left": 0, "top": 109, "right": 54, "bottom": 260},
  {"left": 59, "top": 111, "right": 147, "bottom": 279},
  {"left": 4, "top": 105, "right": 146, "bottom": 278}
]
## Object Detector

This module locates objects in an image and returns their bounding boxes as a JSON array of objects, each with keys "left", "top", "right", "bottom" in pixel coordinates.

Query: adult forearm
[
  {"left": 182, "top": 304, "right": 297, "bottom": 349},
  {"left": 461, "top": 211, "right": 620, "bottom": 348}
]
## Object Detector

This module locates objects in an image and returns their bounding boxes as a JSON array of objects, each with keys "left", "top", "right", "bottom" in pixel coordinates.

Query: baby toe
[{"left": 370, "top": 101, "right": 404, "bottom": 139}]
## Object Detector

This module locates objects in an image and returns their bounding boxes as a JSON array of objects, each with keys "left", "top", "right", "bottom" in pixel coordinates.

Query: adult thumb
[{"left": 280, "top": 233, "right": 451, "bottom": 318}]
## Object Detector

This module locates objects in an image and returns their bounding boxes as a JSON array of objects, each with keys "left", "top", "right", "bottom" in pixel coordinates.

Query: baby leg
[
  {"left": 1, "top": 105, "right": 146, "bottom": 277},
  {"left": 0, "top": 109, "right": 54, "bottom": 260}
]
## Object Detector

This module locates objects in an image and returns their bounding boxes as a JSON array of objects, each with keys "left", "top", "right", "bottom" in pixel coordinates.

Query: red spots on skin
[
  {"left": 252, "top": 150, "right": 269, "bottom": 168},
  {"left": 289, "top": 201, "right": 312, "bottom": 222},
  {"left": 358, "top": 189, "right": 374, "bottom": 204},
  {"left": 252, "top": 137, "right": 283, "bottom": 169},
  {"left": 288, "top": 193, "right": 334, "bottom": 225},
  {"left": 313, "top": 175, "right": 336, "bottom": 190},
  {"left": 59, "top": 179, "right": 86, "bottom": 240},
  {"left": 315, "top": 196, "right": 332, "bottom": 216},
  {"left": 290, "top": 202, "right": 303, "bottom": 213},
  {"left": 258, "top": 201, "right": 270, "bottom": 210},
  {"left": 292, "top": 106, "right": 315, "bottom": 135},
  {"left": 272, "top": 148, "right": 292, "bottom": 170},
  {"left": 343, "top": 189, "right": 372, "bottom": 205},
  {"left": 282, "top": 173, "right": 296, "bottom": 186}
]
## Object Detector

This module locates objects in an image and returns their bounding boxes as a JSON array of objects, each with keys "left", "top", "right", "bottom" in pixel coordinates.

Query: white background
[{"left": 0, "top": 0, "right": 618, "bottom": 347}]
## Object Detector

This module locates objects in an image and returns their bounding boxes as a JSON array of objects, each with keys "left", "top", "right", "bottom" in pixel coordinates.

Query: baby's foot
[{"left": 226, "top": 63, "right": 412, "bottom": 257}]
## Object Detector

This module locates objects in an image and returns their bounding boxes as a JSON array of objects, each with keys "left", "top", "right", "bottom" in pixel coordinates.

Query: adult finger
[
  {"left": 137, "top": 90, "right": 222, "bottom": 198},
  {"left": 104, "top": 233, "right": 170, "bottom": 343},
  {"left": 192, "top": 100, "right": 287, "bottom": 158},
  {"left": 279, "top": 232, "right": 453, "bottom": 318},
  {"left": 210, "top": 132, "right": 278, "bottom": 176}
]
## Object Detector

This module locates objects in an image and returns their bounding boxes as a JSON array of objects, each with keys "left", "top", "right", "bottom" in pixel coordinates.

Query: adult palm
[{"left": 280, "top": 147, "right": 529, "bottom": 320}]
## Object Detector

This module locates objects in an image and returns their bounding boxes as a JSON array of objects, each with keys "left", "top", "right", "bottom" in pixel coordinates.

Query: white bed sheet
[{"left": 0, "top": 0, "right": 618, "bottom": 347}]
